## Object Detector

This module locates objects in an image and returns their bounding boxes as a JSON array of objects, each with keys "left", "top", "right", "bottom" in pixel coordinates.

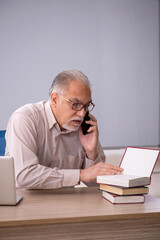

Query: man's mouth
[{"left": 71, "top": 120, "right": 82, "bottom": 126}]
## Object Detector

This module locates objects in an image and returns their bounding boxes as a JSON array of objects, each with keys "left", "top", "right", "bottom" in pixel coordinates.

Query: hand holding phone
[{"left": 81, "top": 112, "right": 91, "bottom": 135}]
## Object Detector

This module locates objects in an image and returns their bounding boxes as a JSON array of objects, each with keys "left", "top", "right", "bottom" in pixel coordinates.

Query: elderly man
[{"left": 5, "top": 70, "right": 122, "bottom": 189}]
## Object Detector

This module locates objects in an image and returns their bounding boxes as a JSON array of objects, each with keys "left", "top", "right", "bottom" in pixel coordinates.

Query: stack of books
[
  {"left": 97, "top": 147, "right": 160, "bottom": 204},
  {"left": 98, "top": 183, "right": 148, "bottom": 204}
]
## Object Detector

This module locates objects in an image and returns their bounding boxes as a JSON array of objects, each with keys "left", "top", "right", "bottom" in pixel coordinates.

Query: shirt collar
[
  {"left": 45, "top": 101, "right": 73, "bottom": 134},
  {"left": 45, "top": 101, "right": 57, "bottom": 130}
]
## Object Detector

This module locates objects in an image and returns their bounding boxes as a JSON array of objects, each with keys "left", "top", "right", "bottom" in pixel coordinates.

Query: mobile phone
[{"left": 81, "top": 112, "right": 91, "bottom": 135}]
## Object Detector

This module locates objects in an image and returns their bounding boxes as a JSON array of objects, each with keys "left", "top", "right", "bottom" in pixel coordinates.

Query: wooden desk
[{"left": 0, "top": 186, "right": 160, "bottom": 239}]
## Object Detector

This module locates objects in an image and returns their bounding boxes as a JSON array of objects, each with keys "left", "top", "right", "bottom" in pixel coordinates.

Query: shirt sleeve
[{"left": 5, "top": 112, "right": 80, "bottom": 189}]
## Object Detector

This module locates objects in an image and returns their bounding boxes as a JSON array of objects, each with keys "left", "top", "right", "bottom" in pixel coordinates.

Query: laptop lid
[{"left": 0, "top": 156, "right": 22, "bottom": 205}]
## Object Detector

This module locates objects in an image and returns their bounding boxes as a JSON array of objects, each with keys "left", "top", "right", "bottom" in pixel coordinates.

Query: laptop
[{"left": 0, "top": 156, "right": 22, "bottom": 205}]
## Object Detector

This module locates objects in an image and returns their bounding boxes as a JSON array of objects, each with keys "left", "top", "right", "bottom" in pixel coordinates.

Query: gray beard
[
  {"left": 62, "top": 123, "right": 79, "bottom": 131},
  {"left": 62, "top": 117, "right": 83, "bottom": 132}
]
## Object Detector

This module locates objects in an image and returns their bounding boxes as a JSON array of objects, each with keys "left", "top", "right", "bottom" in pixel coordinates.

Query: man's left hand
[{"left": 79, "top": 113, "right": 99, "bottom": 160}]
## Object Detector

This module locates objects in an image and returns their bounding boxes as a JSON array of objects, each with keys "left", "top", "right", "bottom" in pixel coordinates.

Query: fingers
[
  {"left": 97, "top": 162, "right": 123, "bottom": 175},
  {"left": 105, "top": 163, "right": 123, "bottom": 171},
  {"left": 88, "top": 113, "right": 97, "bottom": 122},
  {"left": 87, "top": 113, "right": 97, "bottom": 126},
  {"left": 87, "top": 125, "right": 97, "bottom": 134},
  {"left": 85, "top": 114, "right": 98, "bottom": 133},
  {"left": 80, "top": 162, "right": 123, "bottom": 183},
  {"left": 98, "top": 168, "right": 121, "bottom": 175}
]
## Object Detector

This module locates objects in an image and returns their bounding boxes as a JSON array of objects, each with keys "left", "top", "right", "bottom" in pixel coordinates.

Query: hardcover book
[
  {"left": 99, "top": 184, "right": 149, "bottom": 196},
  {"left": 102, "top": 191, "right": 145, "bottom": 204},
  {"left": 97, "top": 147, "right": 160, "bottom": 188}
]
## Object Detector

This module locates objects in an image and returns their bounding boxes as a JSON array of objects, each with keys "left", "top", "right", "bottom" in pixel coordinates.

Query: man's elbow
[{"left": 16, "top": 172, "right": 37, "bottom": 189}]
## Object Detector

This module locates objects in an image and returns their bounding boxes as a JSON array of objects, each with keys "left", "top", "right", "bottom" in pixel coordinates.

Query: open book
[{"left": 97, "top": 147, "right": 160, "bottom": 188}]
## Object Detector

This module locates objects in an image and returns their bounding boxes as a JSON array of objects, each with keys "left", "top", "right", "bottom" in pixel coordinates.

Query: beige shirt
[{"left": 5, "top": 101, "right": 105, "bottom": 189}]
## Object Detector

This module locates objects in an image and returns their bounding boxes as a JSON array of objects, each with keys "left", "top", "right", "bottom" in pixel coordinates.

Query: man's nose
[{"left": 76, "top": 107, "right": 86, "bottom": 118}]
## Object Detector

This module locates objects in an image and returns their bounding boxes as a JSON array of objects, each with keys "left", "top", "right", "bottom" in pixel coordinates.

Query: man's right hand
[{"left": 80, "top": 162, "right": 123, "bottom": 183}]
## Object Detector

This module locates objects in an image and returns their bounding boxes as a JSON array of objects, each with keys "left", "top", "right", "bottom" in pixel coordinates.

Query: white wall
[{"left": 0, "top": 0, "right": 159, "bottom": 148}]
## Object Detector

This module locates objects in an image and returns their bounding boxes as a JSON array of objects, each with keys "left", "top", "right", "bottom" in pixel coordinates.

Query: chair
[{"left": 0, "top": 130, "right": 6, "bottom": 156}]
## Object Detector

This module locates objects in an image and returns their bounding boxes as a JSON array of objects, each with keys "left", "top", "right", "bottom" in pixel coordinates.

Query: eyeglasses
[{"left": 63, "top": 97, "right": 95, "bottom": 112}]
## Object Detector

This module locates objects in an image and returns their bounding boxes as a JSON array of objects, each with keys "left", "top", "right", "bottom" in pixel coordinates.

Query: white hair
[{"left": 49, "top": 69, "right": 91, "bottom": 96}]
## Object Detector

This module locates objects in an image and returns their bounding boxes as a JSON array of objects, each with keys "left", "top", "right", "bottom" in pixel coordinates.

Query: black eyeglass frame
[{"left": 63, "top": 97, "right": 95, "bottom": 112}]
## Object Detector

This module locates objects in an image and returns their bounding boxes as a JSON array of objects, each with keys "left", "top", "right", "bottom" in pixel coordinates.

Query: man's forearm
[{"left": 85, "top": 149, "right": 98, "bottom": 160}]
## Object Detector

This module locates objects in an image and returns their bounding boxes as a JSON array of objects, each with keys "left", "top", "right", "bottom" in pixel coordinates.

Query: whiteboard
[{"left": 0, "top": 0, "right": 159, "bottom": 148}]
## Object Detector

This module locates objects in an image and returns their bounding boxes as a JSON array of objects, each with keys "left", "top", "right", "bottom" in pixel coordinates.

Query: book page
[
  {"left": 98, "top": 173, "right": 145, "bottom": 184},
  {"left": 120, "top": 147, "right": 159, "bottom": 177}
]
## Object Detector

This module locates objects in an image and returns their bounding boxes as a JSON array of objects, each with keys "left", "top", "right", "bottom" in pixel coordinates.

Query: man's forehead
[{"left": 65, "top": 80, "right": 92, "bottom": 102}]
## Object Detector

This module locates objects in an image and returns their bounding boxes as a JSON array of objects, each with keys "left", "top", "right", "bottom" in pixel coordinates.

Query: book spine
[
  {"left": 102, "top": 195, "right": 145, "bottom": 204},
  {"left": 150, "top": 151, "right": 160, "bottom": 177},
  {"left": 119, "top": 147, "right": 127, "bottom": 167}
]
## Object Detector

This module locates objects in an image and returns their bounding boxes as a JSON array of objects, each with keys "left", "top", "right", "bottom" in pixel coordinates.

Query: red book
[
  {"left": 102, "top": 191, "right": 145, "bottom": 204},
  {"left": 97, "top": 147, "right": 160, "bottom": 188}
]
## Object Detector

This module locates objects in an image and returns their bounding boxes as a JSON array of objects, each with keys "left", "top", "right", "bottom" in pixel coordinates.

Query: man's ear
[{"left": 50, "top": 92, "right": 58, "bottom": 108}]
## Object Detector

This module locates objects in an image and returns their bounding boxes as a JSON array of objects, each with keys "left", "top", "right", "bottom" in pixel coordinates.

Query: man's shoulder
[{"left": 12, "top": 101, "right": 48, "bottom": 121}]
